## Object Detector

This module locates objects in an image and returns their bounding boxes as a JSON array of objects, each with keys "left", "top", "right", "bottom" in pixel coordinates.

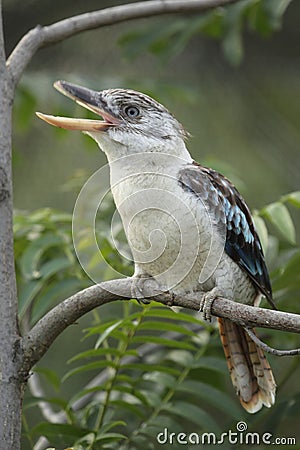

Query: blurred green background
[
  {"left": 7, "top": 0, "right": 300, "bottom": 212},
  {"left": 4, "top": 0, "right": 300, "bottom": 448}
]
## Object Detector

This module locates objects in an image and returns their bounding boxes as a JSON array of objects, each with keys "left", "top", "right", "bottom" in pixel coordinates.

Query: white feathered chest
[{"left": 109, "top": 153, "right": 229, "bottom": 295}]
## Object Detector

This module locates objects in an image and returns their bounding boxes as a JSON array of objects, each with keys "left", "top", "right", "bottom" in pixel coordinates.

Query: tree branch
[
  {"left": 21, "top": 276, "right": 300, "bottom": 376},
  {"left": 6, "top": 0, "right": 238, "bottom": 86},
  {"left": 245, "top": 328, "right": 300, "bottom": 356},
  {"left": 0, "top": 3, "right": 24, "bottom": 447},
  {"left": 0, "top": 0, "right": 6, "bottom": 72}
]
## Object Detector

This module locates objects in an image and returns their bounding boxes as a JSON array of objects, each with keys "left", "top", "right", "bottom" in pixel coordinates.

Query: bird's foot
[
  {"left": 199, "top": 287, "right": 222, "bottom": 322},
  {"left": 131, "top": 274, "right": 151, "bottom": 304}
]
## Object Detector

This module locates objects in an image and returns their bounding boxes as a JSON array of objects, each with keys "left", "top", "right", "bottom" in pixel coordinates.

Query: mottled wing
[{"left": 178, "top": 161, "right": 274, "bottom": 307}]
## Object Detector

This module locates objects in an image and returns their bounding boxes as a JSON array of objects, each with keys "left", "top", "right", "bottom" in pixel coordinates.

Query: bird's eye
[{"left": 124, "top": 105, "right": 140, "bottom": 118}]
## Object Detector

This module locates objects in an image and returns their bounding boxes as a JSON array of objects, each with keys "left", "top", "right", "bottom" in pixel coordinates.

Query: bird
[{"left": 37, "top": 81, "right": 276, "bottom": 413}]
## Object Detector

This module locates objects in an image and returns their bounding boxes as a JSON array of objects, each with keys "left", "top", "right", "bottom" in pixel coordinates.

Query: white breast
[{"left": 109, "top": 152, "right": 227, "bottom": 295}]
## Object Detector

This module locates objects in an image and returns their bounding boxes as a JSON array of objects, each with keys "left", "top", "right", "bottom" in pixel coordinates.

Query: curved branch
[
  {"left": 7, "top": 0, "right": 238, "bottom": 86},
  {"left": 21, "top": 276, "right": 300, "bottom": 376},
  {"left": 245, "top": 328, "right": 300, "bottom": 356}
]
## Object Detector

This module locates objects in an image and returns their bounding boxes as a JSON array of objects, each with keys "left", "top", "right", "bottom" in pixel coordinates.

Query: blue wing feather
[{"left": 178, "top": 161, "right": 275, "bottom": 308}]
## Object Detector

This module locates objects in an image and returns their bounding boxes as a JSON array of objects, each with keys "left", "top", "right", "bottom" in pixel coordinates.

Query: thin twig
[
  {"left": 6, "top": 0, "right": 238, "bottom": 86},
  {"left": 245, "top": 327, "right": 300, "bottom": 356}
]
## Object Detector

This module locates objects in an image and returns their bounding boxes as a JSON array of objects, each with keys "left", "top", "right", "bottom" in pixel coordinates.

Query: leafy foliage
[
  {"left": 253, "top": 192, "right": 300, "bottom": 309},
  {"left": 14, "top": 203, "right": 133, "bottom": 329},
  {"left": 118, "top": 0, "right": 293, "bottom": 65},
  {"left": 19, "top": 190, "right": 300, "bottom": 449},
  {"left": 26, "top": 303, "right": 228, "bottom": 449},
  {"left": 14, "top": 208, "right": 90, "bottom": 327}
]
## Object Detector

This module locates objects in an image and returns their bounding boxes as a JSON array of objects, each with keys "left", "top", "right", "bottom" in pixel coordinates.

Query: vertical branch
[
  {"left": 0, "top": 2, "right": 23, "bottom": 449},
  {"left": 0, "top": 1, "right": 5, "bottom": 68}
]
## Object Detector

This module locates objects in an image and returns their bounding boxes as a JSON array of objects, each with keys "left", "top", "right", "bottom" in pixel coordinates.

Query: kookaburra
[{"left": 37, "top": 81, "right": 276, "bottom": 413}]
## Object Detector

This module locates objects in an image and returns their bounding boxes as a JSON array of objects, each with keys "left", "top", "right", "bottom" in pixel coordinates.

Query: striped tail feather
[{"left": 218, "top": 318, "right": 276, "bottom": 413}]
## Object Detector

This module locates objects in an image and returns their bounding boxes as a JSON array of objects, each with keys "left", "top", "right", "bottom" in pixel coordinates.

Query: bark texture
[{"left": 0, "top": 4, "right": 23, "bottom": 447}]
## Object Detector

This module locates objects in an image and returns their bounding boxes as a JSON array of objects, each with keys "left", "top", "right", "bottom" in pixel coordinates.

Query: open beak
[{"left": 36, "top": 81, "right": 120, "bottom": 131}]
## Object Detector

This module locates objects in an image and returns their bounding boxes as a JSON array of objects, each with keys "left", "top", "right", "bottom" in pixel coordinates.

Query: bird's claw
[
  {"left": 199, "top": 288, "right": 221, "bottom": 322},
  {"left": 131, "top": 275, "right": 151, "bottom": 304}
]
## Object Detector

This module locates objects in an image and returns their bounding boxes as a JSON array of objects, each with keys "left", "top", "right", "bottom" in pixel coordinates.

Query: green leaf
[
  {"left": 162, "top": 401, "right": 220, "bottom": 431},
  {"left": 31, "top": 422, "right": 89, "bottom": 438},
  {"left": 41, "top": 396, "right": 69, "bottom": 410},
  {"left": 144, "top": 307, "right": 202, "bottom": 325},
  {"left": 31, "top": 278, "right": 85, "bottom": 324},
  {"left": 112, "top": 385, "right": 150, "bottom": 407},
  {"left": 23, "top": 396, "right": 48, "bottom": 410},
  {"left": 142, "top": 391, "right": 164, "bottom": 410},
  {"left": 39, "top": 256, "right": 72, "bottom": 278},
  {"left": 132, "top": 335, "right": 196, "bottom": 351},
  {"left": 94, "top": 320, "right": 128, "bottom": 348},
  {"left": 143, "top": 372, "right": 177, "bottom": 389},
  {"left": 282, "top": 191, "right": 300, "bottom": 208},
  {"left": 20, "top": 232, "right": 67, "bottom": 280},
  {"left": 94, "top": 432, "right": 127, "bottom": 443},
  {"left": 165, "top": 350, "right": 195, "bottom": 367},
  {"left": 114, "top": 374, "right": 136, "bottom": 386},
  {"left": 50, "top": 211, "right": 73, "bottom": 223},
  {"left": 247, "top": 1, "right": 280, "bottom": 36},
  {"left": 68, "top": 347, "right": 137, "bottom": 363},
  {"left": 221, "top": 1, "right": 253, "bottom": 66},
  {"left": 253, "top": 214, "right": 268, "bottom": 254},
  {"left": 138, "top": 320, "right": 196, "bottom": 336},
  {"left": 18, "top": 278, "right": 45, "bottom": 318},
  {"left": 262, "top": 0, "right": 293, "bottom": 30},
  {"left": 222, "top": 27, "right": 243, "bottom": 66},
  {"left": 121, "top": 362, "right": 180, "bottom": 377},
  {"left": 272, "top": 251, "right": 300, "bottom": 291},
  {"left": 262, "top": 202, "right": 296, "bottom": 244},
  {"left": 110, "top": 399, "right": 145, "bottom": 418},
  {"left": 118, "top": 21, "right": 185, "bottom": 60},
  {"left": 198, "top": 10, "right": 223, "bottom": 38},
  {"left": 62, "top": 360, "right": 116, "bottom": 382},
  {"left": 178, "top": 380, "right": 241, "bottom": 418},
  {"left": 96, "top": 420, "right": 126, "bottom": 435},
  {"left": 191, "top": 356, "right": 227, "bottom": 373},
  {"left": 34, "top": 367, "right": 61, "bottom": 391},
  {"left": 85, "top": 315, "right": 139, "bottom": 338},
  {"left": 68, "top": 386, "right": 107, "bottom": 406},
  {"left": 142, "top": 415, "right": 180, "bottom": 435},
  {"left": 18, "top": 257, "right": 73, "bottom": 318}
]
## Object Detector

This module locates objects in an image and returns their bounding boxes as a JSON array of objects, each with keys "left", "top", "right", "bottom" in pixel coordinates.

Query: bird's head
[{"left": 37, "top": 81, "right": 189, "bottom": 161}]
